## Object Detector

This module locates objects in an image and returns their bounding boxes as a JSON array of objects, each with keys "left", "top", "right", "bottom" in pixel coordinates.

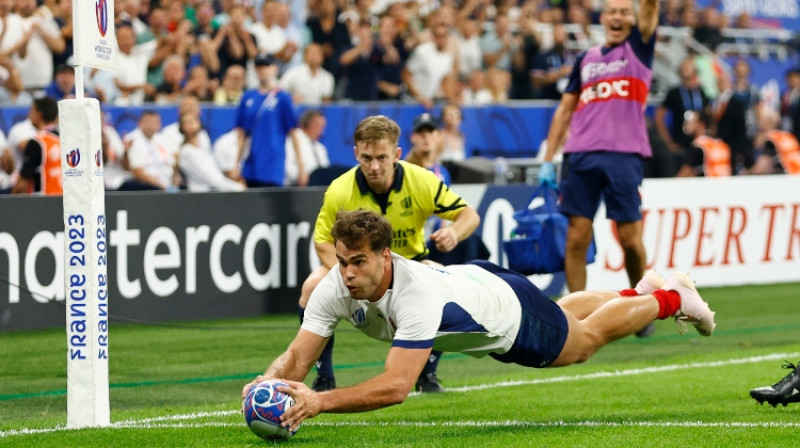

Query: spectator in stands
[
  {"left": 684, "top": 109, "right": 732, "bottom": 177},
  {"left": 732, "top": 59, "right": 761, "bottom": 147},
  {"left": 509, "top": 2, "right": 541, "bottom": 100},
  {"left": 274, "top": 1, "right": 303, "bottom": 73},
  {"left": 114, "top": 23, "right": 157, "bottom": 105},
  {"left": 374, "top": 15, "right": 409, "bottom": 101},
  {"left": 184, "top": 65, "right": 216, "bottom": 101},
  {"left": 693, "top": 7, "right": 725, "bottom": 52},
  {"left": 485, "top": 67, "right": 510, "bottom": 103},
  {"left": 11, "top": 97, "right": 61, "bottom": 194},
  {"left": 213, "top": 64, "right": 245, "bottom": 105},
  {"left": 118, "top": 0, "right": 148, "bottom": 38},
  {"left": 251, "top": 1, "right": 290, "bottom": 66},
  {"left": 713, "top": 71, "right": 753, "bottom": 174},
  {"left": 481, "top": 12, "right": 514, "bottom": 75},
  {"left": 44, "top": 63, "right": 76, "bottom": 100},
  {"left": 51, "top": 0, "right": 73, "bottom": 69},
  {"left": 235, "top": 53, "right": 305, "bottom": 187},
  {"left": 339, "top": 19, "right": 379, "bottom": 101},
  {"left": 212, "top": 4, "right": 258, "bottom": 84},
  {"left": 307, "top": 0, "right": 351, "bottom": 84},
  {"left": 0, "top": 130, "right": 13, "bottom": 194},
  {"left": 0, "top": 59, "right": 32, "bottom": 106},
  {"left": 14, "top": 0, "right": 66, "bottom": 93},
  {"left": 123, "top": 111, "right": 176, "bottom": 191},
  {"left": 213, "top": 127, "right": 246, "bottom": 180},
  {"left": 532, "top": 23, "right": 576, "bottom": 100},
  {"left": 780, "top": 67, "right": 800, "bottom": 134},
  {"left": 0, "top": 0, "right": 29, "bottom": 63},
  {"left": 154, "top": 54, "right": 187, "bottom": 103},
  {"left": 84, "top": 65, "right": 120, "bottom": 104},
  {"left": 160, "top": 95, "right": 212, "bottom": 156},
  {"left": 751, "top": 109, "right": 800, "bottom": 175},
  {"left": 178, "top": 113, "right": 246, "bottom": 192},
  {"left": 405, "top": 112, "right": 450, "bottom": 185},
  {"left": 461, "top": 70, "right": 493, "bottom": 105},
  {"left": 654, "top": 57, "right": 709, "bottom": 176},
  {"left": 279, "top": 43, "right": 334, "bottom": 105},
  {"left": 285, "top": 110, "right": 330, "bottom": 186},
  {"left": 454, "top": 16, "right": 482, "bottom": 83},
  {"left": 101, "top": 129, "right": 133, "bottom": 191},
  {"left": 403, "top": 23, "right": 457, "bottom": 109},
  {"left": 440, "top": 103, "right": 466, "bottom": 162}
]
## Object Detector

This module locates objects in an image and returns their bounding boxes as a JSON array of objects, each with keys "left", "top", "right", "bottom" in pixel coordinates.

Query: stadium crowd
[{"left": 0, "top": 0, "right": 798, "bottom": 193}]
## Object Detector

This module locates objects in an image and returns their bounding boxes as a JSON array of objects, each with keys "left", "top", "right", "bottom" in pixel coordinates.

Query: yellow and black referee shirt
[{"left": 314, "top": 161, "right": 469, "bottom": 260}]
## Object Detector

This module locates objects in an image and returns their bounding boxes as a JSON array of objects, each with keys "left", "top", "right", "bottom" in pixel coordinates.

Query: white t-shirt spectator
[
  {"left": 179, "top": 143, "right": 245, "bottom": 192},
  {"left": 405, "top": 42, "right": 454, "bottom": 100},
  {"left": 213, "top": 129, "right": 249, "bottom": 174},
  {"left": 159, "top": 121, "right": 213, "bottom": 157},
  {"left": 284, "top": 130, "right": 329, "bottom": 186},
  {"left": 125, "top": 128, "right": 173, "bottom": 189},
  {"left": 14, "top": 14, "right": 62, "bottom": 90},
  {"left": 114, "top": 40, "right": 157, "bottom": 105},
  {"left": 278, "top": 64, "right": 334, "bottom": 105}
]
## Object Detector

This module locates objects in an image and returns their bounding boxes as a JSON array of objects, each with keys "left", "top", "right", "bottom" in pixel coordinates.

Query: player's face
[
  {"left": 335, "top": 241, "right": 391, "bottom": 302},
  {"left": 601, "top": 0, "right": 636, "bottom": 46},
  {"left": 354, "top": 139, "right": 401, "bottom": 194}
]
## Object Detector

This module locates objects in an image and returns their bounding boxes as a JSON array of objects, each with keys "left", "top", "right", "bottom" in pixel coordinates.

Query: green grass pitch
[{"left": 2, "top": 281, "right": 800, "bottom": 447}]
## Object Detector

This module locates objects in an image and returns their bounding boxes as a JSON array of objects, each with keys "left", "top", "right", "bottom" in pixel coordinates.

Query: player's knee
[{"left": 298, "top": 268, "right": 327, "bottom": 307}]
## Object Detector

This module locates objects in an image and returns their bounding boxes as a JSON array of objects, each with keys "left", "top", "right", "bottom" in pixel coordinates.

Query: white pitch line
[{"left": 3, "top": 352, "right": 798, "bottom": 438}]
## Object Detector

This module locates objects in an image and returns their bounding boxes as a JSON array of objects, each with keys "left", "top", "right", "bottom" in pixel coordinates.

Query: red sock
[
  {"left": 619, "top": 288, "right": 638, "bottom": 296},
  {"left": 652, "top": 289, "right": 681, "bottom": 320}
]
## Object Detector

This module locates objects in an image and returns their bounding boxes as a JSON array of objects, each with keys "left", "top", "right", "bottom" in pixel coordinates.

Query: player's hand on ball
[
  {"left": 277, "top": 380, "right": 321, "bottom": 431},
  {"left": 241, "top": 375, "right": 264, "bottom": 409}
]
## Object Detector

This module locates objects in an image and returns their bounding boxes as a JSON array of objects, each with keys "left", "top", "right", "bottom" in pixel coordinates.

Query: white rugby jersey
[{"left": 302, "top": 253, "right": 522, "bottom": 358}]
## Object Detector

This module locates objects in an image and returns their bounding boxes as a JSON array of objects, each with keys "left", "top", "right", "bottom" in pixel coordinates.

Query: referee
[{"left": 298, "top": 115, "right": 480, "bottom": 393}]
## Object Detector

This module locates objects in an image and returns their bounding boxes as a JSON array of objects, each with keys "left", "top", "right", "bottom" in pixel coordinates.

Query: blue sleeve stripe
[{"left": 392, "top": 339, "right": 435, "bottom": 349}]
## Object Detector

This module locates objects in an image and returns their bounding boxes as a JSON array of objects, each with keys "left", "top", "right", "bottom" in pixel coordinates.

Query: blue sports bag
[{"left": 503, "top": 184, "right": 595, "bottom": 275}]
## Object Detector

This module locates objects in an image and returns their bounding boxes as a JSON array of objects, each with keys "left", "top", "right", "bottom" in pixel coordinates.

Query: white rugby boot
[
  {"left": 635, "top": 270, "right": 665, "bottom": 295},
  {"left": 663, "top": 272, "right": 716, "bottom": 336}
]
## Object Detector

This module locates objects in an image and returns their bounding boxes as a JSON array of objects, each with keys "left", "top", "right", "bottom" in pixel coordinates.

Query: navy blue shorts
[
  {"left": 559, "top": 151, "right": 644, "bottom": 222},
  {"left": 467, "top": 260, "right": 568, "bottom": 368}
]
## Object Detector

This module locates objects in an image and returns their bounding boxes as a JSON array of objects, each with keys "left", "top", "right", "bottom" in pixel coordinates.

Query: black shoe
[
  {"left": 311, "top": 375, "right": 336, "bottom": 392},
  {"left": 750, "top": 361, "right": 800, "bottom": 407},
  {"left": 635, "top": 322, "right": 656, "bottom": 338},
  {"left": 415, "top": 372, "right": 444, "bottom": 393}
]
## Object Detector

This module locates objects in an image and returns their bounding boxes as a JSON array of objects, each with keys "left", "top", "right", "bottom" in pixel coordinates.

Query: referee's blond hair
[{"left": 353, "top": 115, "right": 401, "bottom": 147}]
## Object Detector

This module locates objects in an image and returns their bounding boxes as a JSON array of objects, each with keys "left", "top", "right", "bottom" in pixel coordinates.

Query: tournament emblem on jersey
[
  {"left": 96, "top": 0, "right": 108, "bottom": 37},
  {"left": 66, "top": 148, "right": 81, "bottom": 168},
  {"left": 351, "top": 308, "right": 367, "bottom": 328},
  {"left": 401, "top": 196, "right": 412, "bottom": 209}
]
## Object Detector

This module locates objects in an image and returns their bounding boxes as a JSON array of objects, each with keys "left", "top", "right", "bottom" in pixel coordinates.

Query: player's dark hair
[
  {"left": 332, "top": 210, "right": 392, "bottom": 253},
  {"left": 34, "top": 97, "right": 58, "bottom": 124},
  {"left": 353, "top": 115, "right": 400, "bottom": 147}
]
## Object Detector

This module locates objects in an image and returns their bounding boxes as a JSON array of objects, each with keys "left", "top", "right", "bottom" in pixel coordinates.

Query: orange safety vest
[
  {"left": 766, "top": 130, "right": 800, "bottom": 175},
  {"left": 693, "top": 135, "right": 732, "bottom": 177},
  {"left": 38, "top": 130, "right": 63, "bottom": 195}
]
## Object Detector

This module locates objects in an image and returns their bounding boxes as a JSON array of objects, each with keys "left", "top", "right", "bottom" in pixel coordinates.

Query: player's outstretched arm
[
  {"left": 638, "top": 0, "right": 659, "bottom": 42},
  {"left": 278, "top": 346, "right": 431, "bottom": 430},
  {"left": 241, "top": 329, "right": 328, "bottom": 401}
]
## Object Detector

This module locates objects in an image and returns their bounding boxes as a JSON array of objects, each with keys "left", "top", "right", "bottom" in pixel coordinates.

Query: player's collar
[{"left": 355, "top": 162, "right": 405, "bottom": 195}]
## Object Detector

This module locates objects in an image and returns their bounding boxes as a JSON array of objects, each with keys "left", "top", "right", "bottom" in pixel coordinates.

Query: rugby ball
[{"left": 242, "top": 379, "right": 299, "bottom": 440}]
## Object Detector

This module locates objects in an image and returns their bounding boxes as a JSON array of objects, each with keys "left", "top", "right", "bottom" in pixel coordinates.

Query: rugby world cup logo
[
  {"left": 96, "top": 0, "right": 108, "bottom": 37},
  {"left": 66, "top": 148, "right": 81, "bottom": 168}
]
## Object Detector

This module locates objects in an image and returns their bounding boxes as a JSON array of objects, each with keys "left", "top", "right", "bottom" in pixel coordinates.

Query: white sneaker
[
  {"left": 663, "top": 272, "right": 716, "bottom": 336},
  {"left": 635, "top": 270, "right": 665, "bottom": 295}
]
